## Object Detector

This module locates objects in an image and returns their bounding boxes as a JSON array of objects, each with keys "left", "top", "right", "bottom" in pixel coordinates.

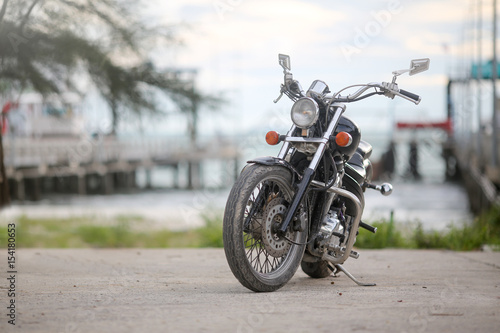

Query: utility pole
[
  {"left": 477, "top": 0, "right": 483, "bottom": 165},
  {"left": 492, "top": 0, "right": 498, "bottom": 167}
]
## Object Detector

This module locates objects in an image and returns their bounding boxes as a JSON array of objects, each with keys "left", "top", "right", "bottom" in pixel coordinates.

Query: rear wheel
[
  {"left": 301, "top": 260, "right": 334, "bottom": 278},
  {"left": 223, "top": 164, "right": 307, "bottom": 292}
]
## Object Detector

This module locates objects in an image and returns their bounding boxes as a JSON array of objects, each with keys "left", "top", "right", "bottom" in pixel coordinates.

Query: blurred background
[{"left": 0, "top": 0, "right": 499, "bottom": 248}]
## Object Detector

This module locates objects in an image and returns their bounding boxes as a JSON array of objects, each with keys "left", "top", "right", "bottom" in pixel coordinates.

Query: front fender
[{"left": 245, "top": 156, "right": 302, "bottom": 181}]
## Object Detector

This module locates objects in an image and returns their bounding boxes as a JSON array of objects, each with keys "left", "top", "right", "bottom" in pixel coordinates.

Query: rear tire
[
  {"left": 301, "top": 260, "right": 334, "bottom": 278},
  {"left": 223, "top": 164, "right": 307, "bottom": 292}
]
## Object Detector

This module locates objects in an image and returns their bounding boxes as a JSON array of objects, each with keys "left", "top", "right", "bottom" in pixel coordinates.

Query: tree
[
  {"left": 0, "top": 0, "right": 222, "bottom": 131},
  {"left": 0, "top": 0, "right": 222, "bottom": 206},
  {"left": 0, "top": 131, "right": 8, "bottom": 208}
]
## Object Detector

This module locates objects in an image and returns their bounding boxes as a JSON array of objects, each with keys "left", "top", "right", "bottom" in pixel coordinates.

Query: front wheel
[{"left": 223, "top": 164, "right": 307, "bottom": 292}]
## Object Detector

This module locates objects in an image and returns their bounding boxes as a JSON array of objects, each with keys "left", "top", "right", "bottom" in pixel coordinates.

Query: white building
[{"left": 2, "top": 92, "right": 84, "bottom": 138}]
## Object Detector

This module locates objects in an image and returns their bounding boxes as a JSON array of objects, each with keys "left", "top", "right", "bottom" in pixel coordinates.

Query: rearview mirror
[
  {"left": 392, "top": 58, "right": 430, "bottom": 77},
  {"left": 279, "top": 54, "right": 291, "bottom": 71},
  {"left": 409, "top": 58, "right": 430, "bottom": 76}
]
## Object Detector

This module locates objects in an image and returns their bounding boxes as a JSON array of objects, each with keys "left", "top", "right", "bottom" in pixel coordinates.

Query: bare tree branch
[
  {"left": 0, "top": 0, "right": 9, "bottom": 24},
  {"left": 20, "top": 0, "right": 41, "bottom": 32}
]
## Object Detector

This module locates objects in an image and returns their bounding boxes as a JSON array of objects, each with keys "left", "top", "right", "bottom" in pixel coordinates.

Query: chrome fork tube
[
  {"left": 277, "top": 125, "right": 296, "bottom": 159},
  {"left": 277, "top": 104, "right": 346, "bottom": 235},
  {"left": 308, "top": 104, "right": 345, "bottom": 168}
]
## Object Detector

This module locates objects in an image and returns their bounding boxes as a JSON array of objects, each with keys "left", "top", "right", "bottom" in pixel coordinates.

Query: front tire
[{"left": 223, "top": 164, "right": 307, "bottom": 292}]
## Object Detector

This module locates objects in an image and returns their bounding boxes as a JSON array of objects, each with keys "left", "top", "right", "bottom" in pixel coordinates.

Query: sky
[{"left": 129, "top": 0, "right": 492, "bottom": 140}]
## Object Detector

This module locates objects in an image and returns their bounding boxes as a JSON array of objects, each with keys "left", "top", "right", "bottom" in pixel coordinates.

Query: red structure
[
  {"left": 1, "top": 101, "right": 18, "bottom": 135},
  {"left": 396, "top": 118, "right": 453, "bottom": 135}
]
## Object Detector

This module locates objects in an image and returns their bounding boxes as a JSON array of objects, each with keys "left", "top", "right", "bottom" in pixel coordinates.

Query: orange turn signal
[
  {"left": 335, "top": 132, "right": 353, "bottom": 147},
  {"left": 265, "top": 131, "right": 280, "bottom": 145}
]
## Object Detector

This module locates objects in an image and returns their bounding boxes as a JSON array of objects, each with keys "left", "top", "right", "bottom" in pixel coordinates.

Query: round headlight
[{"left": 291, "top": 97, "right": 319, "bottom": 129}]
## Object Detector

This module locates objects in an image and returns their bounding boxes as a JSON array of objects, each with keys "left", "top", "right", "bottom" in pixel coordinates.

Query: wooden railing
[{"left": 3, "top": 136, "right": 238, "bottom": 169}]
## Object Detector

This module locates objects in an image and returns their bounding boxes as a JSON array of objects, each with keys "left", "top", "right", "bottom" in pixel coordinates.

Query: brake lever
[{"left": 274, "top": 87, "right": 284, "bottom": 103}]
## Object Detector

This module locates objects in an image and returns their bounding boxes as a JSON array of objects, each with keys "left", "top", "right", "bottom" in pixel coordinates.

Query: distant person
[
  {"left": 408, "top": 140, "right": 421, "bottom": 180},
  {"left": 381, "top": 141, "right": 396, "bottom": 179}
]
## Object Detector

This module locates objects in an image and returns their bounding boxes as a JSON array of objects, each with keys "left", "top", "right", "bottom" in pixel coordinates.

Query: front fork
[{"left": 277, "top": 104, "right": 345, "bottom": 235}]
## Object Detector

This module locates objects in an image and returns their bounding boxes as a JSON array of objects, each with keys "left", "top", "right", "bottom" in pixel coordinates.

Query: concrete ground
[{"left": 1, "top": 248, "right": 499, "bottom": 333}]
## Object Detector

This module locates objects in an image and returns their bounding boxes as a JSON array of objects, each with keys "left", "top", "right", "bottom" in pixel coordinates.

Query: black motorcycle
[{"left": 223, "top": 54, "right": 429, "bottom": 292}]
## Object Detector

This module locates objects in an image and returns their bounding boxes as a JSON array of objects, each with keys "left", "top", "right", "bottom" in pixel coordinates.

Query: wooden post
[
  {"left": 31, "top": 177, "right": 41, "bottom": 201},
  {"left": 173, "top": 164, "right": 179, "bottom": 189},
  {"left": 15, "top": 175, "right": 25, "bottom": 201},
  {"left": 145, "top": 169, "right": 152, "bottom": 189},
  {"left": 187, "top": 162, "right": 193, "bottom": 189},
  {"left": 102, "top": 172, "right": 114, "bottom": 195},
  {"left": 128, "top": 170, "right": 136, "bottom": 189},
  {"left": 188, "top": 162, "right": 202, "bottom": 189},
  {"left": 78, "top": 174, "right": 86, "bottom": 195}
]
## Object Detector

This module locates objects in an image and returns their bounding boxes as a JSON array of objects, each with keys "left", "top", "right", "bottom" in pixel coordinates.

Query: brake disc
[{"left": 262, "top": 198, "right": 293, "bottom": 258}]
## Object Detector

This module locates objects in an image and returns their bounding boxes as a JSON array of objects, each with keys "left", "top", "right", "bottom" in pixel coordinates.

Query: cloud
[
  {"left": 403, "top": 0, "right": 469, "bottom": 24},
  {"left": 147, "top": 0, "right": 474, "bottom": 133},
  {"left": 200, "top": 2, "right": 342, "bottom": 61}
]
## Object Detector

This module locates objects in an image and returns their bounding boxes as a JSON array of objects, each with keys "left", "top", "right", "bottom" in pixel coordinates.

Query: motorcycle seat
[{"left": 356, "top": 140, "right": 372, "bottom": 160}]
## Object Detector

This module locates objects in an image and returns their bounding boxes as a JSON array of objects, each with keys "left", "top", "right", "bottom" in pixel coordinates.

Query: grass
[
  {"left": 356, "top": 206, "right": 500, "bottom": 251},
  {"left": 355, "top": 214, "right": 409, "bottom": 249},
  {"left": 1, "top": 206, "right": 499, "bottom": 250},
  {"left": 0, "top": 214, "right": 224, "bottom": 248}
]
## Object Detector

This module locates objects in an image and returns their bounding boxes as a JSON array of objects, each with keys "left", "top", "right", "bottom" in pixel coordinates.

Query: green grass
[
  {"left": 355, "top": 215, "right": 409, "bottom": 249},
  {"left": 1, "top": 206, "right": 499, "bottom": 250},
  {"left": 0, "top": 214, "right": 224, "bottom": 248},
  {"left": 356, "top": 206, "right": 500, "bottom": 251}
]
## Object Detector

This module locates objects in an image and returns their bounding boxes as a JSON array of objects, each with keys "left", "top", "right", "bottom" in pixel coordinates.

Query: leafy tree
[{"left": 0, "top": 0, "right": 222, "bottom": 206}]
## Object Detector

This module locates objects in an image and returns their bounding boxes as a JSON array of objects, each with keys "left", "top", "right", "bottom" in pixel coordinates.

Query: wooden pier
[
  {"left": 444, "top": 131, "right": 500, "bottom": 214},
  {"left": 444, "top": 76, "right": 500, "bottom": 214},
  {"left": 3, "top": 135, "right": 241, "bottom": 200}
]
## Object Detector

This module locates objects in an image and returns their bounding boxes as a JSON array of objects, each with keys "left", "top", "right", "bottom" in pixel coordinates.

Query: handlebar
[
  {"left": 278, "top": 72, "right": 421, "bottom": 106},
  {"left": 398, "top": 89, "right": 421, "bottom": 104},
  {"left": 331, "top": 82, "right": 421, "bottom": 105}
]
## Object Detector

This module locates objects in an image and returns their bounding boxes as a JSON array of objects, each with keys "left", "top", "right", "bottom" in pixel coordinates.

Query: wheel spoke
[
  {"left": 224, "top": 164, "right": 308, "bottom": 291},
  {"left": 241, "top": 177, "right": 298, "bottom": 275}
]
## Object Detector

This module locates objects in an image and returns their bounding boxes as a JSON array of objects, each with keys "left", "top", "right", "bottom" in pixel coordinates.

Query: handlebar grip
[{"left": 399, "top": 89, "right": 420, "bottom": 103}]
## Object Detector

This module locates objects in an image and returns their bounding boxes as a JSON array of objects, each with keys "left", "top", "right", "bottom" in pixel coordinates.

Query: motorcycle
[{"left": 223, "top": 54, "right": 430, "bottom": 292}]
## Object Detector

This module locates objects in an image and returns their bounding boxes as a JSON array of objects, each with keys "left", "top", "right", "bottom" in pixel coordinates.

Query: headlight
[{"left": 291, "top": 97, "right": 319, "bottom": 129}]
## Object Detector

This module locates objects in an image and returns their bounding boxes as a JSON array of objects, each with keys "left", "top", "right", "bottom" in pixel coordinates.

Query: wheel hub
[{"left": 262, "top": 198, "right": 293, "bottom": 258}]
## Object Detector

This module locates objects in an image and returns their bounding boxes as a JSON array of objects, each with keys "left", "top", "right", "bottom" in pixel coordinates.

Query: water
[
  {"left": 0, "top": 188, "right": 231, "bottom": 231},
  {"left": 363, "top": 179, "right": 472, "bottom": 230},
  {"left": 0, "top": 131, "right": 472, "bottom": 231},
  {"left": 0, "top": 178, "right": 471, "bottom": 231},
  {"left": 361, "top": 128, "right": 473, "bottom": 229}
]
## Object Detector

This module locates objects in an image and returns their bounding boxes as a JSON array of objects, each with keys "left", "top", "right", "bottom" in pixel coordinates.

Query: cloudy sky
[{"left": 137, "top": 0, "right": 492, "bottom": 138}]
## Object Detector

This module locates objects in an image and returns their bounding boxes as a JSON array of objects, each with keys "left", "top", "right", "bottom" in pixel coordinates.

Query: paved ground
[{"left": 1, "top": 248, "right": 499, "bottom": 333}]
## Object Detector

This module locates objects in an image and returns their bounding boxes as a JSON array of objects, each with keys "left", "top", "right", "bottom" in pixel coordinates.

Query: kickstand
[{"left": 329, "top": 264, "right": 376, "bottom": 287}]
